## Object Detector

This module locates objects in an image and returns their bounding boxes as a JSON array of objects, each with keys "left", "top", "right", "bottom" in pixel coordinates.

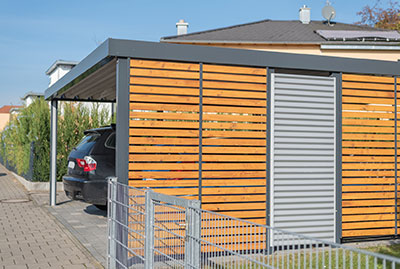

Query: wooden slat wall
[
  {"left": 128, "top": 59, "right": 267, "bottom": 224},
  {"left": 342, "top": 74, "right": 397, "bottom": 238},
  {"left": 201, "top": 64, "right": 267, "bottom": 224},
  {"left": 129, "top": 59, "right": 201, "bottom": 198}
]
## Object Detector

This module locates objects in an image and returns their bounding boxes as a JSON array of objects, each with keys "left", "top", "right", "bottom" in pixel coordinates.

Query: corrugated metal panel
[{"left": 271, "top": 73, "right": 336, "bottom": 242}]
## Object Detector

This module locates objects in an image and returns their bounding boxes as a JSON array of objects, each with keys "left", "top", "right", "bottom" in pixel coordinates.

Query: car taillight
[{"left": 76, "top": 156, "right": 97, "bottom": 172}]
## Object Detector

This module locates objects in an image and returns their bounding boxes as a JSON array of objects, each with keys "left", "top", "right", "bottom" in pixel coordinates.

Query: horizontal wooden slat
[
  {"left": 342, "top": 119, "right": 394, "bottom": 126},
  {"left": 131, "top": 68, "right": 199, "bottom": 79},
  {"left": 343, "top": 199, "right": 396, "bottom": 207},
  {"left": 342, "top": 74, "right": 394, "bottom": 84},
  {"left": 342, "top": 141, "right": 395, "bottom": 148},
  {"left": 131, "top": 77, "right": 199, "bottom": 88},
  {"left": 202, "top": 97, "right": 266, "bottom": 107},
  {"left": 129, "top": 171, "right": 266, "bottom": 179},
  {"left": 130, "top": 94, "right": 199, "bottom": 104},
  {"left": 203, "top": 72, "right": 266, "bottom": 83},
  {"left": 342, "top": 185, "right": 395, "bottom": 192},
  {"left": 342, "top": 229, "right": 395, "bottom": 237},
  {"left": 342, "top": 111, "right": 395, "bottom": 119},
  {"left": 342, "top": 133, "right": 394, "bottom": 140},
  {"left": 129, "top": 154, "right": 265, "bottom": 162},
  {"left": 130, "top": 85, "right": 199, "bottom": 96},
  {"left": 130, "top": 120, "right": 199, "bottom": 129},
  {"left": 342, "top": 96, "right": 394, "bottom": 105},
  {"left": 129, "top": 146, "right": 265, "bottom": 154},
  {"left": 129, "top": 162, "right": 265, "bottom": 171},
  {"left": 343, "top": 171, "right": 395, "bottom": 177},
  {"left": 131, "top": 59, "right": 200, "bottom": 71},
  {"left": 342, "top": 207, "right": 395, "bottom": 215},
  {"left": 342, "top": 192, "right": 395, "bottom": 199},
  {"left": 342, "top": 177, "right": 395, "bottom": 184},
  {"left": 202, "top": 195, "right": 266, "bottom": 203},
  {"left": 342, "top": 89, "right": 394, "bottom": 98},
  {"left": 342, "top": 214, "right": 395, "bottom": 222},
  {"left": 342, "top": 82, "right": 395, "bottom": 91},
  {"left": 342, "top": 221, "right": 395, "bottom": 230},
  {"left": 203, "top": 65, "right": 267, "bottom": 76},
  {"left": 203, "top": 81, "right": 266, "bottom": 91},
  {"left": 342, "top": 104, "right": 395, "bottom": 112},
  {"left": 342, "top": 163, "right": 394, "bottom": 170},
  {"left": 203, "top": 89, "right": 266, "bottom": 99},
  {"left": 129, "top": 128, "right": 199, "bottom": 137},
  {"left": 342, "top": 148, "right": 395, "bottom": 155},
  {"left": 203, "top": 203, "right": 266, "bottom": 211}
]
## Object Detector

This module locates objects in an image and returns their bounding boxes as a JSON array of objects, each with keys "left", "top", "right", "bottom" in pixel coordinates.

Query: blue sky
[{"left": 0, "top": 0, "right": 378, "bottom": 107}]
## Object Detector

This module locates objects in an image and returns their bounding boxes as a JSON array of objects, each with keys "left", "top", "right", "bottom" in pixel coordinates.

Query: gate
[{"left": 144, "top": 191, "right": 201, "bottom": 269}]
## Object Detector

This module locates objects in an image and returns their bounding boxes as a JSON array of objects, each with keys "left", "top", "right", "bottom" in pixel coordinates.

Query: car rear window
[
  {"left": 75, "top": 133, "right": 100, "bottom": 154},
  {"left": 105, "top": 133, "right": 115, "bottom": 149}
]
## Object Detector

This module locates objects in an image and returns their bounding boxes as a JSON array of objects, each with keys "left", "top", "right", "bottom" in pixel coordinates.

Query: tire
[{"left": 94, "top": 204, "right": 107, "bottom": 211}]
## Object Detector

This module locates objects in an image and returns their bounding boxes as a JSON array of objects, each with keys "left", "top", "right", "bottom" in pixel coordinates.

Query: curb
[{"left": 12, "top": 172, "right": 64, "bottom": 192}]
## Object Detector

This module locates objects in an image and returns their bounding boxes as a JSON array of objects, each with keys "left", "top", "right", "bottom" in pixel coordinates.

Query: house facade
[{"left": 161, "top": 7, "right": 400, "bottom": 62}]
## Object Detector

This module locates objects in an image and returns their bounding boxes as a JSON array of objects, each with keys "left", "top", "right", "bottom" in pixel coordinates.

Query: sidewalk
[
  {"left": 31, "top": 191, "right": 108, "bottom": 267},
  {"left": 0, "top": 164, "right": 101, "bottom": 269}
]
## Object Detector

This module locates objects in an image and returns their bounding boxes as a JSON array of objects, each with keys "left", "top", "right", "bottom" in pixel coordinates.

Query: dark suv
[{"left": 63, "top": 125, "right": 115, "bottom": 210}]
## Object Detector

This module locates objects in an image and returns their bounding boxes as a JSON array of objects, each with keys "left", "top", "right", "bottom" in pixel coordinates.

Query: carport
[{"left": 44, "top": 38, "right": 400, "bottom": 244}]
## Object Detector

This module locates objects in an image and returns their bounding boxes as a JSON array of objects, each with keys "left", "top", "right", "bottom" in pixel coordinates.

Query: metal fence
[{"left": 107, "top": 180, "right": 400, "bottom": 268}]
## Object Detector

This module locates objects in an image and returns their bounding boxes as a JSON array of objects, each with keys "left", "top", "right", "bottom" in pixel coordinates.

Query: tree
[{"left": 356, "top": 0, "right": 400, "bottom": 30}]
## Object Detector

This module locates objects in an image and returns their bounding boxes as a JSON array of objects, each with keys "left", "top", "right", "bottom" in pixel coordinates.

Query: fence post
[
  {"left": 144, "top": 190, "right": 155, "bottom": 269},
  {"left": 185, "top": 200, "right": 201, "bottom": 269},
  {"left": 108, "top": 177, "right": 117, "bottom": 269}
]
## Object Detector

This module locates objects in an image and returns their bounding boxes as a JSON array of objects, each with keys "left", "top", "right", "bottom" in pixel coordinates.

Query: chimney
[
  {"left": 299, "top": 5, "right": 311, "bottom": 24},
  {"left": 176, "top": 19, "right": 189, "bottom": 35}
]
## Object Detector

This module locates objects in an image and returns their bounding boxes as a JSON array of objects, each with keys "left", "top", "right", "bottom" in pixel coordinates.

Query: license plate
[{"left": 68, "top": 161, "right": 75, "bottom": 169}]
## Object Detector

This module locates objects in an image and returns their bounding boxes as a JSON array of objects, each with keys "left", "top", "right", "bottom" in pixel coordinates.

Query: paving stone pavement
[
  {"left": 0, "top": 164, "right": 102, "bottom": 269},
  {"left": 30, "top": 190, "right": 107, "bottom": 267}
]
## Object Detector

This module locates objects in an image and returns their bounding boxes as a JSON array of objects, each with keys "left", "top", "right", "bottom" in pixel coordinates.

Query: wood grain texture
[{"left": 342, "top": 73, "right": 397, "bottom": 239}]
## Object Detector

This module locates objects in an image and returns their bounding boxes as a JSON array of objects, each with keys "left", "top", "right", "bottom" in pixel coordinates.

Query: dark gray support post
[
  {"left": 198, "top": 63, "right": 203, "bottom": 204},
  {"left": 116, "top": 57, "right": 130, "bottom": 185},
  {"left": 395, "top": 76, "right": 398, "bottom": 236},
  {"left": 50, "top": 99, "right": 58, "bottom": 206},
  {"left": 115, "top": 57, "right": 130, "bottom": 268},
  {"left": 332, "top": 72, "right": 342, "bottom": 243},
  {"left": 266, "top": 67, "right": 273, "bottom": 249}
]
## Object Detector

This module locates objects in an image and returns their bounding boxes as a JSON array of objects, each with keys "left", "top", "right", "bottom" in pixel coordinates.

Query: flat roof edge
[
  {"left": 45, "top": 39, "right": 400, "bottom": 100},
  {"left": 108, "top": 39, "right": 400, "bottom": 76},
  {"left": 44, "top": 39, "right": 111, "bottom": 100}
]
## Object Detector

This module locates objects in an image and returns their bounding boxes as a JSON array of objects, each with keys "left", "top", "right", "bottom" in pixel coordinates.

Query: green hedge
[{"left": 0, "top": 98, "right": 111, "bottom": 181}]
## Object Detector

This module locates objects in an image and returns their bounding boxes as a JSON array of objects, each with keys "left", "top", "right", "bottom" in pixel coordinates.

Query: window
[{"left": 105, "top": 132, "right": 116, "bottom": 149}]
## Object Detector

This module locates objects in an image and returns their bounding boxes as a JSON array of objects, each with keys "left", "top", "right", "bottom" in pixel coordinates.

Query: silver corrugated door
[{"left": 270, "top": 73, "right": 336, "bottom": 242}]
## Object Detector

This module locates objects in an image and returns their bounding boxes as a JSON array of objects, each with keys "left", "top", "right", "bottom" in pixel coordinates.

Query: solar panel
[{"left": 316, "top": 30, "right": 400, "bottom": 41}]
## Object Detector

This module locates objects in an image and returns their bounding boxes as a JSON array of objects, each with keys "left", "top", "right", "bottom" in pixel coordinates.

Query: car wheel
[{"left": 94, "top": 204, "right": 107, "bottom": 211}]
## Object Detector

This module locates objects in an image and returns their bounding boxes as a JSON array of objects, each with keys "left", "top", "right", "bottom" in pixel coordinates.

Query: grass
[{"left": 217, "top": 244, "right": 400, "bottom": 268}]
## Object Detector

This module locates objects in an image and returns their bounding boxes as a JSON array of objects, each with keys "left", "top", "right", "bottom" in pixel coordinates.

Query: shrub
[{"left": 0, "top": 99, "right": 111, "bottom": 181}]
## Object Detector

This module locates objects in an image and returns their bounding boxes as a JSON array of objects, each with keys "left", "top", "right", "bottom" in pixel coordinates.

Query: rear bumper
[{"left": 63, "top": 176, "right": 108, "bottom": 205}]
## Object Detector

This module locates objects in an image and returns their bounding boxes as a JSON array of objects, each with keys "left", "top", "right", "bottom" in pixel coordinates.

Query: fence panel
[
  {"left": 342, "top": 74, "right": 396, "bottom": 238},
  {"left": 108, "top": 182, "right": 400, "bottom": 268}
]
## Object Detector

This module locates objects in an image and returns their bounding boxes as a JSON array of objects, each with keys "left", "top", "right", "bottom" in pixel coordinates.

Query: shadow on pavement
[
  {"left": 0, "top": 173, "right": 7, "bottom": 177},
  {"left": 84, "top": 205, "right": 107, "bottom": 217},
  {"left": 56, "top": 199, "right": 74, "bottom": 206}
]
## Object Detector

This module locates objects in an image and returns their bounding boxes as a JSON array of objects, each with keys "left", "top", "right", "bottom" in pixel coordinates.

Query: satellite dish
[{"left": 322, "top": 3, "right": 336, "bottom": 25}]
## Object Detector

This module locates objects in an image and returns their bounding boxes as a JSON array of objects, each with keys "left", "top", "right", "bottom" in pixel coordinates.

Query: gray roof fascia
[
  {"left": 45, "top": 38, "right": 400, "bottom": 100},
  {"left": 160, "top": 39, "right": 323, "bottom": 44},
  {"left": 108, "top": 39, "right": 400, "bottom": 76},
  {"left": 44, "top": 39, "right": 111, "bottom": 100}
]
